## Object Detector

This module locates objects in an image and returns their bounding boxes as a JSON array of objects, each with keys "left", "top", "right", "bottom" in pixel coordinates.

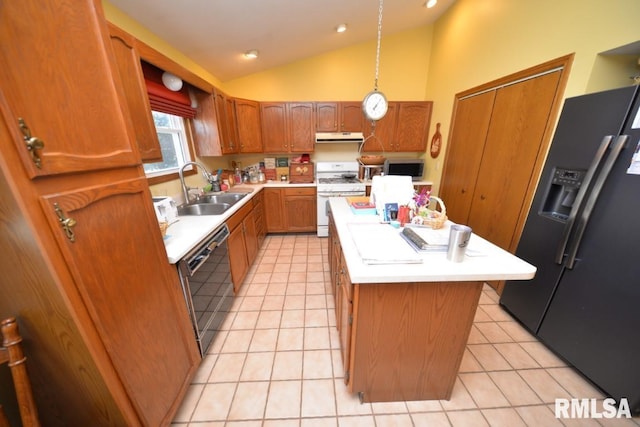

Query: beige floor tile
[
  {"left": 481, "top": 304, "right": 514, "bottom": 322},
  {"left": 264, "top": 380, "right": 302, "bottom": 419},
  {"left": 281, "top": 309, "right": 306, "bottom": 328},
  {"left": 517, "top": 368, "right": 570, "bottom": 403},
  {"left": 488, "top": 370, "right": 542, "bottom": 406},
  {"left": 303, "top": 349, "right": 334, "bottom": 379},
  {"left": 374, "top": 413, "right": 413, "bottom": 426},
  {"left": 290, "top": 262, "right": 307, "bottom": 272},
  {"left": 481, "top": 407, "right": 526, "bottom": 427},
  {"left": 306, "top": 282, "right": 326, "bottom": 294},
  {"left": 459, "top": 348, "right": 484, "bottom": 373},
  {"left": 475, "top": 322, "right": 514, "bottom": 343},
  {"left": 519, "top": 341, "right": 566, "bottom": 368},
  {"left": 261, "top": 295, "right": 285, "bottom": 310},
  {"left": 220, "top": 330, "right": 253, "bottom": 353},
  {"left": 515, "top": 404, "right": 564, "bottom": 427},
  {"left": 277, "top": 328, "right": 304, "bottom": 351},
  {"left": 271, "top": 271, "right": 291, "bottom": 283},
  {"left": 191, "top": 382, "right": 236, "bottom": 421},
  {"left": 305, "top": 308, "right": 329, "bottom": 327},
  {"left": 264, "top": 420, "right": 299, "bottom": 427},
  {"left": 308, "top": 262, "right": 324, "bottom": 272},
  {"left": 306, "top": 271, "right": 326, "bottom": 283},
  {"left": 238, "top": 296, "right": 264, "bottom": 311},
  {"left": 333, "top": 379, "right": 373, "bottom": 416},
  {"left": 249, "top": 328, "right": 278, "bottom": 352},
  {"left": 273, "top": 263, "right": 291, "bottom": 273},
  {"left": 331, "top": 349, "right": 345, "bottom": 378},
  {"left": 173, "top": 383, "right": 204, "bottom": 422},
  {"left": 474, "top": 305, "right": 492, "bottom": 322},
  {"left": 191, "top": 353, "right": 217, "bottom": 383},
  {"left": 266, "top": 282, "right": 288, "bottom": 295},
  {"left": 446, "top": 409, "right": 490, "bottom": 426},
  {"left": 440, "top": 377, "right": 477, "bottom": 411},
  {"left": 546, "top": 367, "right": 604, "bottom": 399},
  {"left": 493, "top": 343, "right": 539, "bottom": 369},
  {"left": 301, "top": 417, "right": 338, "bottom": 427},
  {"left": 225, "top": 421, "right": 260, "bottom": 426},
  {"left": 239, "top": 351, "right": 274, "bottom": 381},
  {"left": 227, "top": 381, "right": 269, "bottom": 420},
  {"left": 459, "top": 372, "right": 510, "bottom": 408},
  {"left": 208, "top": 353, "right": 246, "bottom": 383},
  {"left": 337, "top": 415, "right": 376, "bottom": 427},
  {"left": 256, "top": 310, "right": 282, "bottom": 329},
  {"left": 467, "top": 344, "right": 512, "bottom": 371},
  {"left": 406, "top": 399, "right": 443, "bottom": 413},
  {"left": 284, "top": 294, "right": 306, "bottom": 310},
  {"left": 306, "top": 294, "right": 328, "bottom": 309},
  {"left": 230, "top": 310, "right": 259, "bottom": 330},
  {"left": 272, "top": 350, "right": 303, "bottom": 380},
  {"left": 410, "top": 411, "right": 450, "bottom": 426},
  {"left": 301, "top": 379, "right": 337, "bottom": 417},
  {"left": 370, "top": 401, "right": 408, "bottom": 414},
  {"left": 304, "top": 327, "right": 331, "bottom": 350},
  {"left": 467, "top": 325, "right": 489, "bottom": 344}
]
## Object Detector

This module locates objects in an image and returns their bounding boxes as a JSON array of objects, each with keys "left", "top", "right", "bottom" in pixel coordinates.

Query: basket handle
[{"left": 429, "top": 196, "right": 447, "bottom": 217}]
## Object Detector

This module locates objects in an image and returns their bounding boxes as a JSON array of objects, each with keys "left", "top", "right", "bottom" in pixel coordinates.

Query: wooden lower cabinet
[
  {"left": 338, "top": 253, "right": 353, "bottom": 384},
  {"left": 227, "top": 201, "right": 259, "bottom": 292},
  {"left": 264, "top": 187, "right": 316, "bottom": 233}
]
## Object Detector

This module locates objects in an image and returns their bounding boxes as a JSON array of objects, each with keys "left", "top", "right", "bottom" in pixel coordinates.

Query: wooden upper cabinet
[
  {"left": 215, "top": 90, "right": 239, "bottom": 154},
  {"left": 288, "top": 102, "right": 315, "bottom": 153},
  {"left": 235, "top": 98, "right": 263, "bottom": 153},
  {"left": 362, "top": 101, "right": 433, "bottom": 152},
  {"left": 0, "top": 0, "right": 140, "bottom": 178},
  {"left": 191, "top": 89, "right": 224, "bottom": 156},
  {"left": 316, "top": 102, "right": 364, "bottom": 132},
  {"left": 261, "top": 102, "right": 315, "bottom": 153},
  {"left": 107, "top": 23, "right": 162, "bottom": 163}
]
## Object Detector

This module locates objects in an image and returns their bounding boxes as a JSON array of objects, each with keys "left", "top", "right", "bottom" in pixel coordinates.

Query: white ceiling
[{"left": 109, "top": 0, "right": 456, "bottom": 82}]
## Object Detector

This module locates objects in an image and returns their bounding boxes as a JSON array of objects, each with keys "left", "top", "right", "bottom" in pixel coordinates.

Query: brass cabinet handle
[
  {"left": 53, "top": 203, "right": 77, "bottom": 242},
  {"left": 18, "top": 118, "right": 45, "bottom": 168}
]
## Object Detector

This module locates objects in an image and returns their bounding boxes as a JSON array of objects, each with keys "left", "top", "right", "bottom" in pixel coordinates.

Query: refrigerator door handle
[
  {"left": 555, "top": 135, "right": 614, "bottom": 264},
  {"left": 564, "top": 135, "right": 629, "bottom": 269}
]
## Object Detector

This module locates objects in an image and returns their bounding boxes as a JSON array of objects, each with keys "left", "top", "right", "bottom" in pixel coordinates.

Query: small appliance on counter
[
  {"left": 369, "top": 175, "right": 415, "bottom": 221},
  {"left": 383, "top": 158, "right": 425, "bottom": 181},
  {"left": 152, "top": 196, "right": 178, "bottom": 223}
]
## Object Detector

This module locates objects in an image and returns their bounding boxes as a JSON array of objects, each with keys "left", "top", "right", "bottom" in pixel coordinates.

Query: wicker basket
[
  {"left": 358, "top": 155, "right": 385, "bottom": 165},
  {"left": 413, "top": 196, "right": 447, "bottom": 229}
]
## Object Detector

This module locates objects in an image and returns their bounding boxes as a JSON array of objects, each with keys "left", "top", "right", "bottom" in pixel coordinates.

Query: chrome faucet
[{"left": 179, "top": 161, "right": 213, "bottom": 203}]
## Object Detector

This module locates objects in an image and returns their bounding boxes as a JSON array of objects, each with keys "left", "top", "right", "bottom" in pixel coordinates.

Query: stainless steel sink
[
  {"left": 177, "top": 203, "right": 232, "bottom": 216},
  {"left": 199, "top": 193, "right": 247, "bottom": 204}
]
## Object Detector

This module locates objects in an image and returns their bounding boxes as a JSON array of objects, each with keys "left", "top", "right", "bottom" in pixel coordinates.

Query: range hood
[{"left": 315, "top": 132, "right": 364, "bottom": 144}]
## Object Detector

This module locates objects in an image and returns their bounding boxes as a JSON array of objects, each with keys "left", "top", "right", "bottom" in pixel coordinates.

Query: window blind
[{"left": 141, "top": 61, "right": 196, "bottom": 118}]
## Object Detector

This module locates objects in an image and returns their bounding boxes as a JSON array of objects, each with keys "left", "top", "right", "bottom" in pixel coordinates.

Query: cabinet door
[
  {"left": 340, "top": 102, "right": 364, "bottom": 132},
  {"left": 439, "top": 91, "right": 495, "bottom": 224},
  {"left": 235, "top": 98, "right": 263, "bottom": 153},
  {"left": 228, "top": 225, "right": 249, "bottom": 293},
  {"left": 288, "top": 102, "right": 315, "bottom": 153},
  {"left": 264, "top": 188, "right": 286, "bottom": 232},
  {"left": 192, "top": 90, "right": 224, "bottom": 156},
  {"left": 224, "top": 95, "right": 239, "bottom": 153},
  {"left": 394, "top": 102, "right": 433, "bottom": 152},
  {"left": 253, "top": 191, "right": 266, "bottom": 246},
  {"left": 339, "top": 260, "right": 353, "bottom": 384},
  {"left": 284, "top": 192, "right": 317, "bottom": 232},
  {"left": 261, "top": 103, "right": 288, "bottom": 153},
  {"left": 108, "top": 23, "right": 162, "bottom": 162},
  {"left": 39, "top": 177, "right": 199, "bottom": 426},
  {"left": 243, "top": 212, "right": 259, "bottom": 266},
  {"left": 0, "top": 0, "right": 140, "bottom": 178},
  {"left": 362, "top": 103, "right": 397, "bottom": 152},
  {"left": 214, "top": 90, "right": 238, "bottom": 154},
  {"left": 467, "top": 71, "right": 561, "bottom": 250},
  {"left": 316, "top": 102, "right": 339, "bottom": 132}
]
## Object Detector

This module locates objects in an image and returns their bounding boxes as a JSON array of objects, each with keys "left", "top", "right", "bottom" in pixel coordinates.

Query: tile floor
[{"left": 172, "top": 234, "right": 640, "bottom": 427}]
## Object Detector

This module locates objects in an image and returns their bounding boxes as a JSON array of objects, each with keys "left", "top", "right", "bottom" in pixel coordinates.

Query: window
[{"left": 143, "top": 111, "right": 192, "bottom": 178}]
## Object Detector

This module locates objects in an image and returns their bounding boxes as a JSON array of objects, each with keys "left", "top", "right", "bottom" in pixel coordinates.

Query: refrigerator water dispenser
[{"left": 539, "top": 167, "right": 586, "bottom": 222}]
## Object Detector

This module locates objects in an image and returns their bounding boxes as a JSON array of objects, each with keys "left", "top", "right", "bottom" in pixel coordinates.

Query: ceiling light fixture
[
  {"left": 336, "top": 23, "right": 347, "bottom": 33},
  {"left": 244, "top": 49, "right": 259, "bottom": 59},
  {"left": 425, "top": 0, "right": 437, "bottom": 8},
  {"left": 161, "top": 71, "right": 183, "bottom": 91}
]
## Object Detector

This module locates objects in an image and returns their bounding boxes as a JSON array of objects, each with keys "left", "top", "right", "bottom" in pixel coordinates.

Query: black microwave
[{"left": 383, "top": 159, "right": 425, "bottom": 181}]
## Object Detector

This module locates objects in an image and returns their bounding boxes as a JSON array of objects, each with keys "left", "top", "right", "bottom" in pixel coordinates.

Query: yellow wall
[{"left": 103, "top": 0, "right": 640, "bottom": 197}]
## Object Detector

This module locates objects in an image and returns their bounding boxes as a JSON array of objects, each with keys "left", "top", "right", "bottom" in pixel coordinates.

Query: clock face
[{"left": 362, "top": 90, "right": 388, "bottom": 121}]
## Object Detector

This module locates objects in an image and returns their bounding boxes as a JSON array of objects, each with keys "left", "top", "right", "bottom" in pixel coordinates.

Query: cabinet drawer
[{"left": 283, "top": 187, "right": 316, "bottom": 197}]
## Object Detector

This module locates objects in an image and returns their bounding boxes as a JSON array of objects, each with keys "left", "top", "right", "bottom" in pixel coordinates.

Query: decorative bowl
[{"left": 358, "top": 155, "right": 386, "bottom": 165}]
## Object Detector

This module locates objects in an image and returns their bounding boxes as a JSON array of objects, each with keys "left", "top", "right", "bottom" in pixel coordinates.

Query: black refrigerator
[{"left": 500, "top": 85, "right": 640, "bottom": 415}]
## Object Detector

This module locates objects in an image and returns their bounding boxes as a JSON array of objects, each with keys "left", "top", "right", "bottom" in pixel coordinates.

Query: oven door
[{"left": 316, "top": 190, "right": 366, "bottom": 237}]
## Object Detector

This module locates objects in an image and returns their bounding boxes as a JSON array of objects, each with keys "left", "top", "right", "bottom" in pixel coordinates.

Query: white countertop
[
  {"left": 162, "top": 181, "right": 315, "bottom": 263},
  {"left": 329, "top": 198, "right": 536, "bottom": 284}
]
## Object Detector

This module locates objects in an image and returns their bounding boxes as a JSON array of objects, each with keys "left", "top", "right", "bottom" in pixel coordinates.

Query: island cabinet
[
  {"left": 0, "top": 0, "right": 200, "bottom": 425},
  {"left": 227, "top": 201, "right": 259, "bottom": 292},
  {"left": 327, "top": 198, "right": 535, "bottom": 403},
  {"left": 261, "top": 102, "right": 315, "bottom": 153},
  {"left": 234, "top": 98, "right": 263, "bottom": 153},
  {"left": 316, "top": 102, "right": 364, "bottom": 132},
  {"left": 253, "top": 189, "right": 267, "bottom": 247},
  {"left": 362, "top": 101, "right": 433, "bottom": 152},
  {"left": 263, "top": 187, "right": 317, "bottom": 233}
]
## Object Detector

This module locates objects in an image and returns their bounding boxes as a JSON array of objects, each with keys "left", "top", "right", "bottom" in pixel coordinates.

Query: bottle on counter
[{"left": 234, "top": 168, "right": 242, "bottom": 184}]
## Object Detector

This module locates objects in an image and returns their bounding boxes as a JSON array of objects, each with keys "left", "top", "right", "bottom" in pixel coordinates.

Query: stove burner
[{"left": 318, "top": 177, "right": 361, "bottom": 184}]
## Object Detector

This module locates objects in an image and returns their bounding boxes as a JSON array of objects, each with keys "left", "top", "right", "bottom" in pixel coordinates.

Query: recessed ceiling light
[
  {"left": 335, "top": 23, "right": 347, "bottom": 33},
  {"left": 425, "top": 0, "right": 437, "bottom": 8},
  {"left": 244, "top": 49, "right": 259, "bottom": 59}
]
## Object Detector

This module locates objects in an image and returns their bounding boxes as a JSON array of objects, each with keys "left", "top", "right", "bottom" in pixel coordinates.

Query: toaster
[{"left": 152, "top": 196, "right": 178, "bottom": 223}]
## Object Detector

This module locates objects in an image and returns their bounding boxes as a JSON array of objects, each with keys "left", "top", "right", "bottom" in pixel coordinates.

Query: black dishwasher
[{"left": 177, "top": 223, "right": 233, "bottom": 356}]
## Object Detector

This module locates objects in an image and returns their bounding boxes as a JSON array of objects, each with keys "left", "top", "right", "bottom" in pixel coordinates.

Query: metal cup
[{"left": 447, "top": 225, "right": 472, "bottom": 262}]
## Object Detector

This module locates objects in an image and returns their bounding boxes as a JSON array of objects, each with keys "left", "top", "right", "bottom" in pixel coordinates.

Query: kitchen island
[{"left": 327, "top": 198, "right": 535, "bottom": 403}]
